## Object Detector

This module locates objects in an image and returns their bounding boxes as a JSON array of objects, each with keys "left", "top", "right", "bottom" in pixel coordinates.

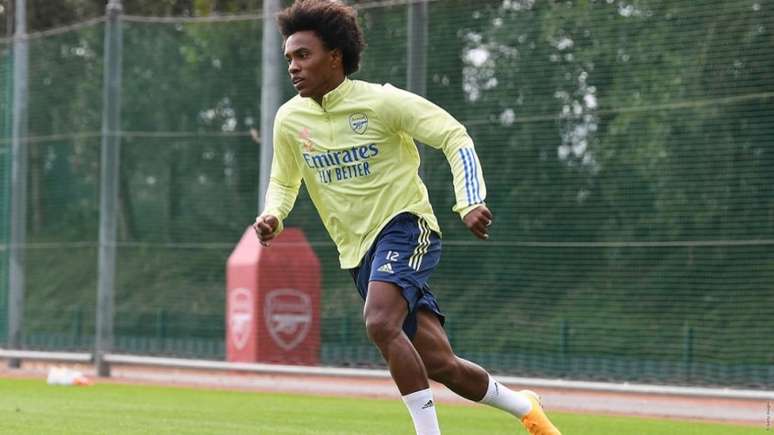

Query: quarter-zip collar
[{"left": 310, "top": 78, "right": 353, "bottom": 111}]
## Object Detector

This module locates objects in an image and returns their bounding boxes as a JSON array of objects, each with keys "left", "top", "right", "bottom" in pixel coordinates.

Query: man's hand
[
  {"left": 463, "top": 205, "right": 493, "bottom": 240},
  {"left": 253, "top": 215, "right": 279, "bottom": 247}
]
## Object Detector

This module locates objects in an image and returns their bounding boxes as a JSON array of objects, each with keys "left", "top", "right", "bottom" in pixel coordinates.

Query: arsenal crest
[
  {"left": 348, "top": 112, "right": 368, "bottom": 134},
  {"left": 228, "top": 287, "right": 254, "bottom": 351},
  {"left": 264, "top": 288, "right": 312, "bottom": 351}
]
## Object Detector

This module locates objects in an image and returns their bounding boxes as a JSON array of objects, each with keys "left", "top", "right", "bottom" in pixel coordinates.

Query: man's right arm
[
  {"left": 381, "top": 85, "right": 489, "bottom": 232},
  {"left": 255, "top": 110, "right": 302, "bottom": 246}
]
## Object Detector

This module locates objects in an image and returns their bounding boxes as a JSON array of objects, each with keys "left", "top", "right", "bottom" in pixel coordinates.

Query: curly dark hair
[{"left": 277, "top": 0, "right": 366, "bottom": 76}]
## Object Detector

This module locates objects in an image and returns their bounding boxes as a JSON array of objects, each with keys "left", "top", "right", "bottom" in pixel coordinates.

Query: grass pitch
[{"left": 0, "top": 378, "right": 762, "bottom": 434}]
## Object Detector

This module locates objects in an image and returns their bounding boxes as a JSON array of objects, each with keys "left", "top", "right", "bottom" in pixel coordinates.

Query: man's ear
[{"left": 331, "top": 48, "right": 343, "bottom": 69}]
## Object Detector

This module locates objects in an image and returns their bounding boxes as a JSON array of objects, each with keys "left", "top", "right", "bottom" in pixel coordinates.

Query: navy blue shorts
[{"left": 349, "top": 212, "right": 445, "bottom": 339}]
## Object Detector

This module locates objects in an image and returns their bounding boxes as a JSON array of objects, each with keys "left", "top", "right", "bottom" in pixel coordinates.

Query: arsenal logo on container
[
  {"left": 264, "top": 288, "right": 312, "bottom": 351},
  {"left": 228, "top": 287, "right": 254, "bottom": 351}
]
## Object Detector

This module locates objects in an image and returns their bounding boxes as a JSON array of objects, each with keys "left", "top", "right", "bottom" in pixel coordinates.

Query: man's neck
[{"left": 313, "top": 75, "right": 346, "bottom": 106}]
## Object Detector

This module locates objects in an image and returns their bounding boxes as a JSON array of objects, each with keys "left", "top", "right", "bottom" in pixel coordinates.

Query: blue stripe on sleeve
[
  {"left": 464, "top": 148, "right": 476, "bottom": 203},
  {"left": 466, "top": 148, "right": 482, "bottom": 203},
  {"left": 458, "top": 148, "right": 473, "bottom": 205}
]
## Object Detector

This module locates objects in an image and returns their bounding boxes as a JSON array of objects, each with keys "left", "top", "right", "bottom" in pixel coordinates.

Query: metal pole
[
  {"left": 683, "top": 325, "right": 694, "bottom": 382},
  {"left": 407, "top": 0, "right": 428, "bottom": 178},
  {"left": 407, "top": 0, "right": 428, "bottom": 98},
  {"left": 6, "top": 0, "right": 14, "bottom": 39},
  {"left": 0, "top": 26, "right": 10, "bottom": 352},
  {"left": 559, "top": 318, "right": 569, "bottom": 375},
  {"left": 8, "top": 0, "right": 28, "bottom": 369},
  {"left": 0, "top": 0, "right": 11, "bottom": 349},
  {"left": 96, "top": 0, "right": 123, "bottom": 377},
  {"left": 258, "top": 0, "right": 282, "bottom": 213}
]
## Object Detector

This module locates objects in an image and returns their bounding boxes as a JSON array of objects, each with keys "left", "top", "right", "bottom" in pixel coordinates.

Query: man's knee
[{"left": 364, "top": 309, "right": 403, "bottom": 345}]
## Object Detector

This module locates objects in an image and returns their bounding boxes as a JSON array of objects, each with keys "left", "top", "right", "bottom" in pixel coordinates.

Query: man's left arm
[{"left": 382, "top": 85, "right": 491, "bottom": 238}]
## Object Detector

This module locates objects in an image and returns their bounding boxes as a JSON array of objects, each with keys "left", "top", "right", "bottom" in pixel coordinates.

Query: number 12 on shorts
[{"left": 386, "top": 251, "right": 399, "bottom": 261}]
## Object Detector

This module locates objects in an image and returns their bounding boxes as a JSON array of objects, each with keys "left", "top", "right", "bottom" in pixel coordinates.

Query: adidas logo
[
  {"left": 377, "top": 263, "right": 394, "bottom": 274},
  {"left": 421, "top": 399, "right": 434, "bottom": 409}
]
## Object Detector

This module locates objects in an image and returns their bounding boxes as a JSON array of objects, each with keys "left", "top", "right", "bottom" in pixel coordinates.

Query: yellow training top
[{"left": 261, "top": 78, "right": 486, "bottom": 269}]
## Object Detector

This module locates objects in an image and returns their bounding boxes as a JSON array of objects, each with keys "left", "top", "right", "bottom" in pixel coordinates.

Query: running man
[{"left": 254, "top": 1, "right": 561, "bottom": 434}]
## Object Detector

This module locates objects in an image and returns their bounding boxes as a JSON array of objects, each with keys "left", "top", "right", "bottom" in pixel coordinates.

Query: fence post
[
  {"left": 96, "top": 0, "right": 123, "bottom": 377},
  {"left": 7, "top": 0, "right": 28, "bottom": 369},
  {"left": 156, "top": 308, "right": 167, "bottom": 351},
  {"left": 560, "top": 318, "right": 569, "bottom": 375},
  {"left": 683, "top": 325, "right": 694, "bottom": 381},
  {"left": 407, "top": 0, "right": 427, "bottom": 97},
  {"left": 0, "top": 12, "right": 12, "bottom": 349},
  {"left": 71, "top": 305, "right": 84, "bottom": 347},
  {"left": 407, "top": 0, "right": 428, "bottom": 178},
  {"left": 258, "top": 0, "right": 282, "bottom": 213}
]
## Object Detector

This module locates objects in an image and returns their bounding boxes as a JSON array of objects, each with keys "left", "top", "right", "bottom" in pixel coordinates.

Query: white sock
[
  {"left": 402, "top": 388, "right": 441, "bottom": 435},
  {"left": 478, "top": 376, "right": 533, "bottom": 418}
]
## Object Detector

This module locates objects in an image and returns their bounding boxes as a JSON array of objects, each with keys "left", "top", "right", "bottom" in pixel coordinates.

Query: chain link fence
[{"left": 1, "top": 0, "right": 773, "bottom": 387}]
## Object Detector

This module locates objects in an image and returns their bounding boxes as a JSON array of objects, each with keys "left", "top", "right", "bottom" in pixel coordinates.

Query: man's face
[{"left": 284, "top": 30, "right": 340, "bottom": 100}]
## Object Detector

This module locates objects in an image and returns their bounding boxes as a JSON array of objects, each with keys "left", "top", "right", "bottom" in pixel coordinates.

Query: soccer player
[{"left": 254, "top": 1, "right": 561, "bottom": 434}]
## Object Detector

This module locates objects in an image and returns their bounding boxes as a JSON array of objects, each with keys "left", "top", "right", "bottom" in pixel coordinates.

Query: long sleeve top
[{"left": 261, "top": 78, "right": 486, "bottom": 269}]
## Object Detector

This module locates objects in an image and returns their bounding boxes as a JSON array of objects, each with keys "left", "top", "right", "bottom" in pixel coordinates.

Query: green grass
[{"left": 0, "top": 378, "right": 762, "bottom": 434}]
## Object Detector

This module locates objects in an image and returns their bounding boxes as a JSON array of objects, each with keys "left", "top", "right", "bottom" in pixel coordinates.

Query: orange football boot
[{"left": 520, "top": 390, "right": 561, "bottom": 435}]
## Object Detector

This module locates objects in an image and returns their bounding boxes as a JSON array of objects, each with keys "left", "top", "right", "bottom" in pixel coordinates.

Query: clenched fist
[
  {"left": 463, "top": 205, "right": 493, "bottom": 240},
  {"left": 253, "top": 215, "right": 279, "bottom": 247}
]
